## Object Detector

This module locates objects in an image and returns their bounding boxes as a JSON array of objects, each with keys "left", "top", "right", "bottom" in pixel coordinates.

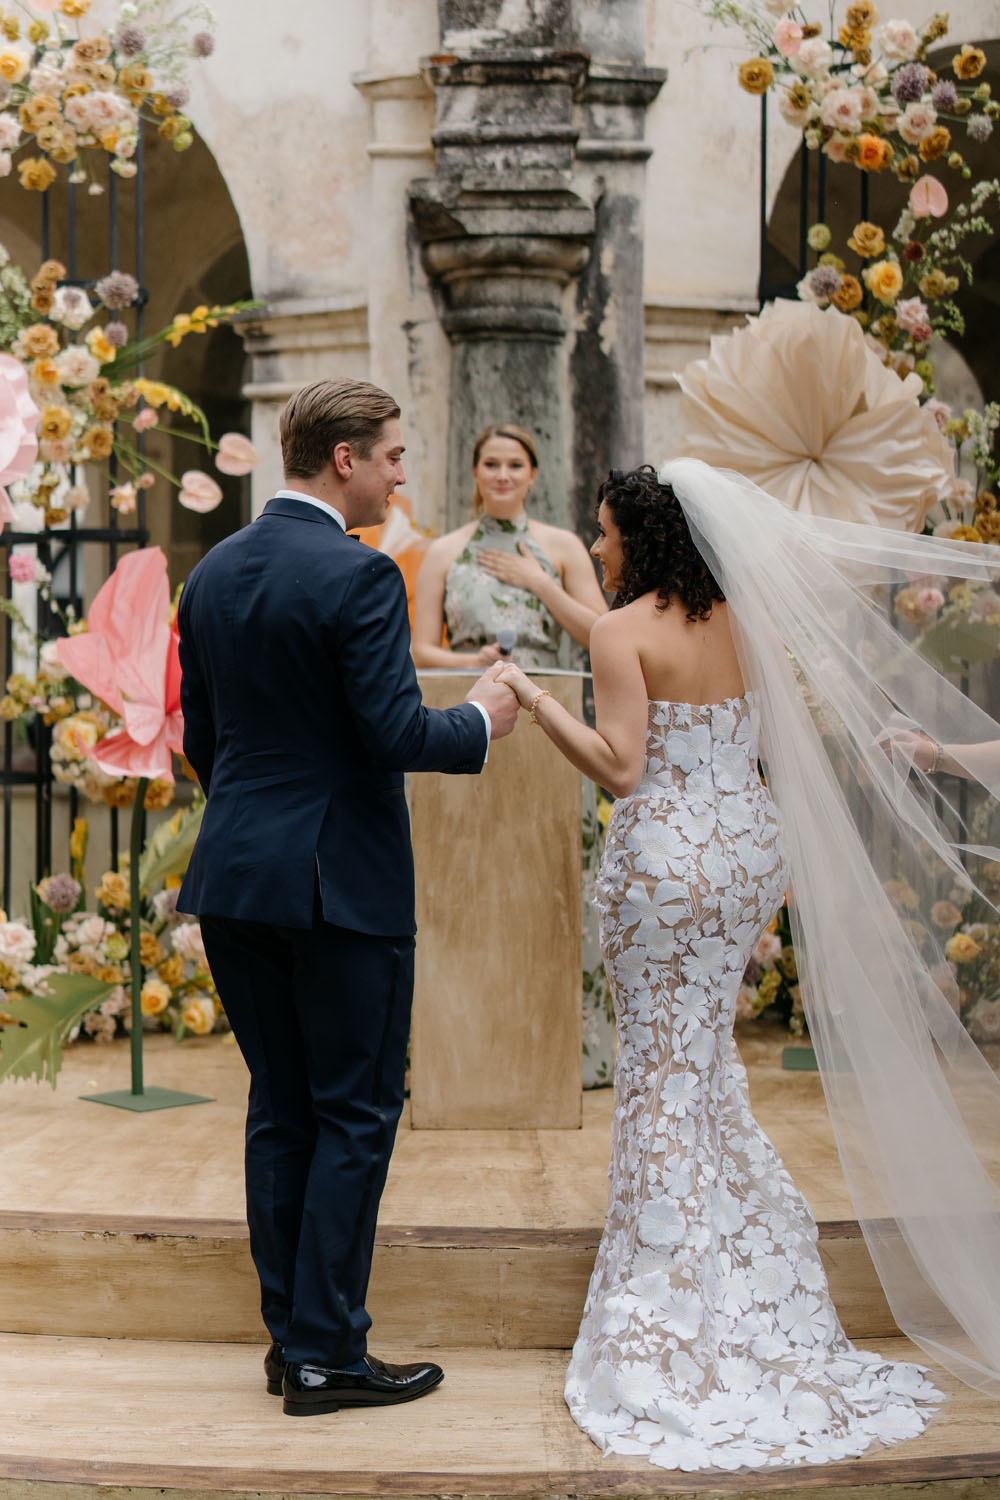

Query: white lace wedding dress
[{"left": 565, "top": 693, "right": 942, "bottom": 1472}]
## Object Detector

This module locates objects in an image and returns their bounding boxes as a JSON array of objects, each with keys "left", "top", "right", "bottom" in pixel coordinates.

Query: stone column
[
  {"left": 408, "top": 2, "right": 595, "bottom": 528},
  {"left": 568, "top": 3, "right": 665, "bottom": 534}
]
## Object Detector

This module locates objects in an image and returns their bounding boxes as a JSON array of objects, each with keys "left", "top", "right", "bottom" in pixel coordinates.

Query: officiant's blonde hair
[{"left": 281, "top": 378, "right": 400, "bottom": 479}]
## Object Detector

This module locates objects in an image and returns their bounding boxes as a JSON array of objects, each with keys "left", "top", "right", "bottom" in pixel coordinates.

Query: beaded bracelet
[{"left": 528, "top": 689, "right": 552, "bottom": 725}]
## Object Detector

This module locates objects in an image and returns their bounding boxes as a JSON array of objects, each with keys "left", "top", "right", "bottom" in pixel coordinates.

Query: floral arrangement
[
  {"left": 737, "top": 906, "right": 806, "bottom": 1034},
  {"left": 703, "top": 0, "right": 995, "bottom": 178},
  {"left": 880, "top": 865, "right": 1000, "bottom": 1047},
  {"left": 0, "top": 803, "right": 224, "bottom": 1081},
  {"left": 0, "top": 0, "right": 215, "bottom": 193},
  {"left": 0, "top": 244, "right": 256, "bottom": 529}
]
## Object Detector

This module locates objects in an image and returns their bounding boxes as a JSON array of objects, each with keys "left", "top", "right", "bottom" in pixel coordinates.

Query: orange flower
[
  {"left": 856, "top": 133, "right": 889, "bottom": 170},
  {"left": 832, "top": 274, "right": 863, "bottom": 311},
  {"left": 32, "top": 359, "right": 61, "bottom": 388},
  {"left": 40, "top": 405, "right": 72, "bottom": 441}
]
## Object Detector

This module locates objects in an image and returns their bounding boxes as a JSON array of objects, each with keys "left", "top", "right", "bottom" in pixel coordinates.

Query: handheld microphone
[{"left": 497, "top": 627, "right": 517, "bottom": 658}]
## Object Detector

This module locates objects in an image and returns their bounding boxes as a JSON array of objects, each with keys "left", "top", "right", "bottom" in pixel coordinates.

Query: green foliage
[
  {"left": 0, "top": 974, "right": 115, "bottom": 1087},
  {"left": 138, "top": 797, "right": 204, "bottom": 893}
]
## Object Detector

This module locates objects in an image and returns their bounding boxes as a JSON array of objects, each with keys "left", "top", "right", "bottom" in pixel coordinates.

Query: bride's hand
[{"left": 493, "top": 661, "right": 536, "bottom": 708}]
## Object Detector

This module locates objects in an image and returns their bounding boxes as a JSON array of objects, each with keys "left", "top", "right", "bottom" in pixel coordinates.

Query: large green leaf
[
  {"left": 0, "top": 974, "right": 115, "bottom": 1088},
  {"left": 138, "top": 797, "right": 204, "bottom": 893},
  {"left": 915, "top": 618, "right": 1000, "bottom": 671}
]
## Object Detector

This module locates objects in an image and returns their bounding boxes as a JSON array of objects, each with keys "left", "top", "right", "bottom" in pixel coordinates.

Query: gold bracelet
[
  {"left": 928, "top": 740, "right": 944, "bottom": 774},
  {"left": 528, "top": 689, "right": 552, "bottom": 725}
]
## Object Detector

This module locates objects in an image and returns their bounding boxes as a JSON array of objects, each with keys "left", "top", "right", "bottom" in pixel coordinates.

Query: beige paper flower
[{"left": 676, "top": 300, "right": 954, "bottom": 530}]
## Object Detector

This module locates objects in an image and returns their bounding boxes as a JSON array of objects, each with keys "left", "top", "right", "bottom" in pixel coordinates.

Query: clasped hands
[{"left": 463, "top": 660, "right": 543, "bottom": 739}]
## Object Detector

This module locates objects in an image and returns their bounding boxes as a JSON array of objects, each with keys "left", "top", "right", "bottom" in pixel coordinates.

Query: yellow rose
[
  {"left": 738, "top": 57, "right": 774, "bottom": 96},
  {"left": 182, "top": 995, "right": 216, "bottom": 1036},
  {"left": 918, "top": 269, "right": 947, "bottom": 299},
  {"left": 950, "top": 525, "right": 982, "bottom": 543},
  {"left": 952, "top": 44, "right": 986, "bottom": 80},
  {"left": 0, "top": 44, "right": 30, "bottom": 83},
  {"left": 39, "top": 405, "right": 72, "bottom": 441},
  {"left": 847, "top": 221, "right": 885, "bottom": 258},
  {"left": 17, "top": 156, "right": 57, "bottom": 192},
  {"left": 60, "top": 0, "right": 92, "bottom": 15},
  {"left": 846, "top": 0, "right": 878, "bottom": 26},
  {"left": 919, "top": 126, "right": 951, "bottom": 161},
  {"left": 86, "top": 328, "right": 116, "bottom": 365},
  {"left": 140, "top": 978, "right": 171, "bottom": 1016},
  {"left": 832, "top": 274, "right": 864, "bottom": 311},
  {"left": 157, "top": 954, "right": 185, "bottom": 987},
  {"left": 139, "top": 932, "right": 164, "bottom": 970},
  {"left": 19, "top": 93, "right": 61, "bottom": 131},
  {"left": 945, "top": 932, "right": 981, "bottom": 963},
  {"left": 95, "top": 869, "right": 130, "bottom": 911},
  {"left": 21, "top": 324, "right": 59, "bottom": 359},
  {"left": 83, "top": 424, "right": 114, "bottom": 460},
  {"left": 863, "top": 259, "right": 904, "bottom": 303}
]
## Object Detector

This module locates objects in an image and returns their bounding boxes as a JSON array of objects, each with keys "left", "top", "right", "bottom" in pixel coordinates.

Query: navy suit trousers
[{"left": 201, "top": 902, "right": 415, "bottom": 1367}]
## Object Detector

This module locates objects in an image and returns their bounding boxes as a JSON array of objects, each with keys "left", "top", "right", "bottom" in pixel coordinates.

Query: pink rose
[
  {"left": 214, "top": 432, "right": 258, "bottom": 477},
  {"left": 8, "top": 550, "right": 36, "bottom": 583},
  {"left": 179, "top": 471, "right": 223, "bottom": 512},
  {"left": 896, "top": 296, "right": 931, "bottom": 335},
  {"left": 133, "top": 407, "right": 159, "bottom": 432},
  {"left": 916, "top": 587, "right": 945, "bottom": 616},
  {"left": 773, "top": 18, "right": 802, "bottom": 56}
]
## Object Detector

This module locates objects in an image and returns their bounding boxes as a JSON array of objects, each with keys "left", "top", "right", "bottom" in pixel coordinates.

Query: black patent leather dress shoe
[
  {"left": 264, "top": 1341, "right": 286, "bottom": 1396},
  {"left": 282, "top": 1353, "right": 444, "bottom": 1416}
]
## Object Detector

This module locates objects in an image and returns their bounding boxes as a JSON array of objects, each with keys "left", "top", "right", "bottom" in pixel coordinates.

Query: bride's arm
[{"left": 496, "top": 613, "right": 648, "bottom": 796}]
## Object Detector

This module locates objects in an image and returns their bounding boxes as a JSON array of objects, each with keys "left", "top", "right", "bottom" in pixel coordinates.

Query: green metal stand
[{"left": 81, "top": 778, "right": 213, "bottom": 1113}]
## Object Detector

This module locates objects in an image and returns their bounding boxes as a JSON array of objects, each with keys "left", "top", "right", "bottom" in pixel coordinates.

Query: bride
[{"left": 494, "top": 459, "right": 1000, "bottom": 1471}]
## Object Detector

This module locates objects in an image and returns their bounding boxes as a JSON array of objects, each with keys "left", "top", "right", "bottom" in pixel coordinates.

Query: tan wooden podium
[{"left": 409, "top": 670, "right": 584, "bottom": 1129}]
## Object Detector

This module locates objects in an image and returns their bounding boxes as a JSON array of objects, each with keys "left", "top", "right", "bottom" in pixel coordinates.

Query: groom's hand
[{"left": 465, "top": 668, "right": 519, "bottom": 740}]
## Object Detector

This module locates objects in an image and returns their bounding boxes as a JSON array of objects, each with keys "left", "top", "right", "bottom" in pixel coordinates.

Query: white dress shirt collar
[{"left": 275, "top": 488, "right": 347, "bottom": 532}]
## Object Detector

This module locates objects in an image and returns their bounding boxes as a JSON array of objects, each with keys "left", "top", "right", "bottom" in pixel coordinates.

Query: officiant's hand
[
  {"left": 478, "top": 543, "right": 548, "bottom": 594},
  {"left": 465, "top": 667, "right": 519, "bottom": 739}
]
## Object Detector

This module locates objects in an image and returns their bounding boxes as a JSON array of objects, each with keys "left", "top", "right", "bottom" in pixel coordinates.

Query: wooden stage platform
[{"left": 0, "top": 1028, "right": 998, "bottom": 1499}]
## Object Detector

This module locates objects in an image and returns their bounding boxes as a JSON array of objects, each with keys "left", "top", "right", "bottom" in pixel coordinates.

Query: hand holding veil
[{"left": 660, "top": 458, "right": 1000, "bottom": 1395}]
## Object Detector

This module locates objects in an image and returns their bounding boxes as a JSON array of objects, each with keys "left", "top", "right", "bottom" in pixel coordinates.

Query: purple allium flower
[
  {"left": 931, "top": 79, "right": 959, "bottom": 111},
  {"left": 104, "top": 320, "right": 129, "bottom": 347},
  {"left": 808, "top": 265, "right": 843, "bottom": 300},
  {"left": 115, "top": 23, "right": 147, "bottom": 56},
  {"left": 192, "top": 30, "right": 214, "bottom": 57},
  {"left": 891, "top": 63, "right": 930, "bottom": 105},
  {"left": 163, "top": 84, "right": 189, "bottom": 109},
  {"left": 95, "top": 270, "right": 140, "bottom": 310},
  {"left": 968, "top": 114, "right": 994, "bottom": 143},
  {"left": 37, "top": 873, "right": 82, "bottom": 914}
]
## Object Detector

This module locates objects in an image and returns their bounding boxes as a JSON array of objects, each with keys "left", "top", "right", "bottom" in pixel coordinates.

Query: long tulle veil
[{"left": 660, "top": 457, "right": 1000, "bottom": 1395}]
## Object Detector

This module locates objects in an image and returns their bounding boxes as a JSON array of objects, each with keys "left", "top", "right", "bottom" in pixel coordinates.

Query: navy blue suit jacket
[{"left": 177, "top": 496, "right": 487, "bottom": 935}]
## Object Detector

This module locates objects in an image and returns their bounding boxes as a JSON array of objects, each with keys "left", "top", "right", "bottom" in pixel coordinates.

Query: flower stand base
[
  {"left": 81, "top": 1086, "right": 213, "bottom": 1112},
  {"left": 782, "top": 1045, "right": 818, "bottom": 1071}
]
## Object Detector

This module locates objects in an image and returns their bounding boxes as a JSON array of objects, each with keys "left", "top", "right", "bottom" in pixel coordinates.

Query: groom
[{"left": 177, "top": 377, "right": 518, "bottom": 1416}]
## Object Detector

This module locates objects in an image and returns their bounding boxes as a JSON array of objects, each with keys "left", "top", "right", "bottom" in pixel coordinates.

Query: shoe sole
[{"left": 282, "top": 1371, "right": 444, "bottom": 1417}]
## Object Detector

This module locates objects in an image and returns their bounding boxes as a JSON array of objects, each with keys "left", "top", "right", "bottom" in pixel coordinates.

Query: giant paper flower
[
  {"left": 676, "top": 300, "right": 954, "bottom": 530},
  {"left": 0, "top": 352, "right": 40, "bottom": 525},
  {"left": 55, "top": 548, "right": 183, "bottom": 780}
]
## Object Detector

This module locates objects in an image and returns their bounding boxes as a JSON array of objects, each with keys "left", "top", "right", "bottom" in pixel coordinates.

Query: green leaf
[
  {"left": 0, "top": 974, "right": 116, "bottom": 1088},
  {"left": 138, "top": 798, "right": 204, "bottom": 893},
  {"left": 916, "top": 618, "right": 1000, "bottom": 670}
]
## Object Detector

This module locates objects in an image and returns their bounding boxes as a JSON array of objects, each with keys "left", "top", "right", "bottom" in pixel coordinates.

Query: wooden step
[
  {"left": 0, "top": 1209, "right": 896, "bottom": 1346},
  {"left": 0, "top": 1332, "right": 995, "bottom": 1499}
]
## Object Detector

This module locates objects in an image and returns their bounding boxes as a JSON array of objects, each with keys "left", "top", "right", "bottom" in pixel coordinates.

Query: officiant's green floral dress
[{"left": 445, "top": 511, "right": 614, "bottom": 1087}]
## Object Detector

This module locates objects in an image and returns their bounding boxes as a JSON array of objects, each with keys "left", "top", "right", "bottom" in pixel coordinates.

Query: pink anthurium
[
  {"left": 0, "top": 352, "right": 40, "bottom": 525},
  {"left": 55, "top": 547, "right": 183, "bottom": 780},
  {"left": 910, "top": 176, "right": 948, "bottom": 218}
]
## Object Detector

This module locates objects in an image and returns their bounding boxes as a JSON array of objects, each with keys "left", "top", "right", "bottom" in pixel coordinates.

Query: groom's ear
[{"left": 332, "top": 442, "right": 354, "bottom": 480}]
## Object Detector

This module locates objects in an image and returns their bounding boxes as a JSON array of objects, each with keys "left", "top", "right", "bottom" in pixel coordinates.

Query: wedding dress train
[{"left": 565, "top": 693, "right": 942, "bottom": 1471}]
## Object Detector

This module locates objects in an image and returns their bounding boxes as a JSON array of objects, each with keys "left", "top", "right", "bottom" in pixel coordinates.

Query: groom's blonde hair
[{"left": 280, "top": 378, "right": 400, "bottom": 479}]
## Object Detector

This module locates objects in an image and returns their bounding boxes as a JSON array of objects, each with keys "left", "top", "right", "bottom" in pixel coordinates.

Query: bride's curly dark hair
[{"left": 599, "top": 465, "right": 725, "bottom": 622}]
